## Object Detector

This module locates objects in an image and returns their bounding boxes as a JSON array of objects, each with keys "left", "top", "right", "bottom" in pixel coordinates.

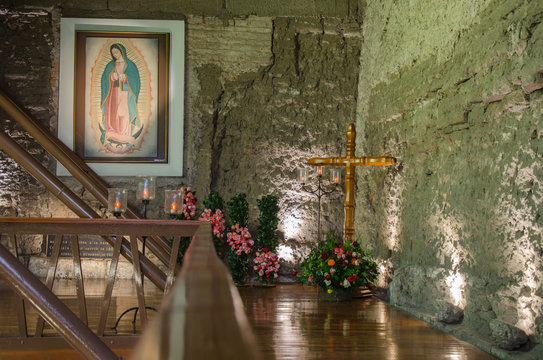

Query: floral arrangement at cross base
[
  {"left": 297, "top": 232, "right": 379, "bottom": 301},
  {"left": 253, "top": 248, "right": 280, "bottom": 285}
]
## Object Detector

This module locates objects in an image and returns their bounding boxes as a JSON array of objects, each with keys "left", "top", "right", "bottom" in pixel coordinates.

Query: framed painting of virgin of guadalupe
[
  {"left": 74, "top": 31, "right": 168, "bottom": 162},
  {"left": 57, "top": 18, "right": 184, "bottom": 176}
]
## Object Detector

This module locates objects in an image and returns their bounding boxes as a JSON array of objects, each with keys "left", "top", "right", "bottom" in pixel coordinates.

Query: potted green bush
[{"left": 226, "top": 193, "right": 254, "bottom": 285}]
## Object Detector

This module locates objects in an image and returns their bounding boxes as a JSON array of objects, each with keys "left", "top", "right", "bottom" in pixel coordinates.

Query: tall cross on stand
[{"left": 308, "top": 123, "right": 396, "bottom": 242}]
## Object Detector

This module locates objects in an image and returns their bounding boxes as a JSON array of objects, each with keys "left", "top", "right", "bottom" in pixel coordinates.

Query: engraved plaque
[{"left": 44, "top": 235, "right": 113, "bottom": 258}]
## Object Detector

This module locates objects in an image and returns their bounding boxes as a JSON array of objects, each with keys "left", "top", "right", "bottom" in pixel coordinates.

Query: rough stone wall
[
  {"left": 189, "top": 16, "right": 361, "bottom": 274},
  {"left": 3, "top": 0, "right": 543, "bottom": 357},
  {"left": 0, "top": 2, "right": 361, "bottom": 278},
  {"left": 0, "top": 9, "right": 57, "bottom": 218},
  {"left": 357, "top": 0, "right": 543, "bottom": 355},
  {"left": 0, "top": 9, "right": 70, "bottom": 266}
]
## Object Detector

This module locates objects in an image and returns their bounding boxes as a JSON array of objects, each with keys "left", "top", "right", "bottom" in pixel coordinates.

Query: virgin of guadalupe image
[{"left": 100, "top": 43, "right": 144, "bottom": 153}]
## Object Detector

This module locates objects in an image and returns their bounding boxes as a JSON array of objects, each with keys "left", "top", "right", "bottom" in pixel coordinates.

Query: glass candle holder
[
  {"left": 108, "top": 188, "right": 128, "bottom": 217},
  {"left": 331, "top": 169, "right": 341, "bottom": 184},
  {"left": 316, "top": 166, "right": 323, "bottom": 177},
  {"left": 298, "top": 168, "right": 307, "bottom": 185},
  {"left": 136, "top": 176, "right": 156, "bottom": 201},
  {"left": 164, "top": 189, "right": 183, "bottom": 216}
]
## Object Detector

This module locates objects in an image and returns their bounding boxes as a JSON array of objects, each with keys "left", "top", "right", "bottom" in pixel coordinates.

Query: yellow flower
[
  {"left": 327, "top": 259, "right": 335, "bottom": 266},
  {"left": 327, "top": 289, "right": 333, "bottom": 294}
]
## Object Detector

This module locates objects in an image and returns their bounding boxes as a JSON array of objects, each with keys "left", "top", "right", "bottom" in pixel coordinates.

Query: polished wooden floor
[
  {"left": 0, "top": 281, "right": 496, "bottom": 359},
  {"left": 239, "top": 284, "right": 496, "bottom": 359}
]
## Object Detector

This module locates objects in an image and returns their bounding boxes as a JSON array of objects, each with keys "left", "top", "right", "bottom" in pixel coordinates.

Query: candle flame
[
  {"left": 115, "top": 201, "right": 121, "bottom": 208},
  {"left": 171, "top": 203, "right": 177, "bottom": 211},
  {"left": 299, "top": 168, "right": 307, "bottom": 184}
]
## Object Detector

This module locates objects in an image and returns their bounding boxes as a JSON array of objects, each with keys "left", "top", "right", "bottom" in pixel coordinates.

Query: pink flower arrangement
[
  {"left": 333, "top": 247, "right": 346, "bottom": 259},
  {"left": 179, "top": 186, "right": 196, "bottom": 219},
  {"left": 226, "top": 224, "right": 254, "bottom": 256},
  {"left": 199, "top": 209, "right": 226, "bottom": 238},
  {"left": 253, "top": 248, "right": 280, "bottom": 281}
]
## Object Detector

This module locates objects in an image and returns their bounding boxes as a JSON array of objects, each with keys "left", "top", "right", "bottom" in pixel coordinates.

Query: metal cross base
[{"left": 301, "top": 174, "right": 338, "bottom": 241}]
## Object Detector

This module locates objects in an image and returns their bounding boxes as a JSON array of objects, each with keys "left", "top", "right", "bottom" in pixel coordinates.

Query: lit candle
[
  {"left": 317, "top": 166, "right": 323, "bottom": 177},
  {"left": 142, "top": 178, "right": 150, "bottom": 199},
  {"left": 332, "top": 169, "right": 340, "bottom": 184},
  {"left": 137, "top": 176, "right": 156, "bottom": 201},
  {"left": 164, "top": 189, "right": 182, "bottom": 216},
  {"left": 114, "top": 198, "right": 121, "bottom": 212},
  {"left": 108, "top": 188, "right": 127, "bottom": 217},
  {"left": 298, "top": 169, "right": 306, "bottom": 185}
]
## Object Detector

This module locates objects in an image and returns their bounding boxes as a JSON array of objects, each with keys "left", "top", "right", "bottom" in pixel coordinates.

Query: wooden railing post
[{"left": 131, "top": 222, "right": 261, "bottom": 360}]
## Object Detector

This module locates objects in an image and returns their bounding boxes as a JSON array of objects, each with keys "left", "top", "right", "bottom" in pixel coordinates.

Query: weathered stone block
[
  {"left": 489, "top": 319, "right": 529, "bottom": 350},
  {"left": 436, "top": 301, "right": 464, "bottom": 324}
]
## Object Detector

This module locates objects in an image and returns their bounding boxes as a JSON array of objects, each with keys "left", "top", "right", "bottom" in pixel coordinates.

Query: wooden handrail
[
  {"left": 0, "top": 217, "right": 202, "bottom": 237},
  {"left": 131, "top": 222, "right": 261, "bottom": 359}
]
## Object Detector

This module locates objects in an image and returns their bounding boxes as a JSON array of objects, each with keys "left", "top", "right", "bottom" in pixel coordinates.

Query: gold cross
[{"left": 307, "top": 123, "right": 396, "bottom": 241}]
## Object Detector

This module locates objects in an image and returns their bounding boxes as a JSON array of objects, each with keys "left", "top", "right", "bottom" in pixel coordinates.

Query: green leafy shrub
[
  {"left": 226, "top": 193, "right": 253, "bottom": 285},
  {"left": 256, "top": 195, "right": 279, "bottom": 251},
  {"left": 227, "top": 193, "right": 248, "bottom": 227}
]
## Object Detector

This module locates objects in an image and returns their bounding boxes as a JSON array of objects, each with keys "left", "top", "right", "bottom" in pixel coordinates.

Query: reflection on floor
[
  {"left": 0, "top": 280, "right": 496, "bottom": 359},
  {"left": 238, "top": 284, "right": 496, "bottom": 360}
]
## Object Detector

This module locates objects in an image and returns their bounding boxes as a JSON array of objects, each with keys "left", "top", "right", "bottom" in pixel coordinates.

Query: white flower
[
  {"left": 343, "top": 279, "right": 351, "bottom": 288},
  {"left": 324, "top": 280, "right": 331, "bottom": 286}
]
